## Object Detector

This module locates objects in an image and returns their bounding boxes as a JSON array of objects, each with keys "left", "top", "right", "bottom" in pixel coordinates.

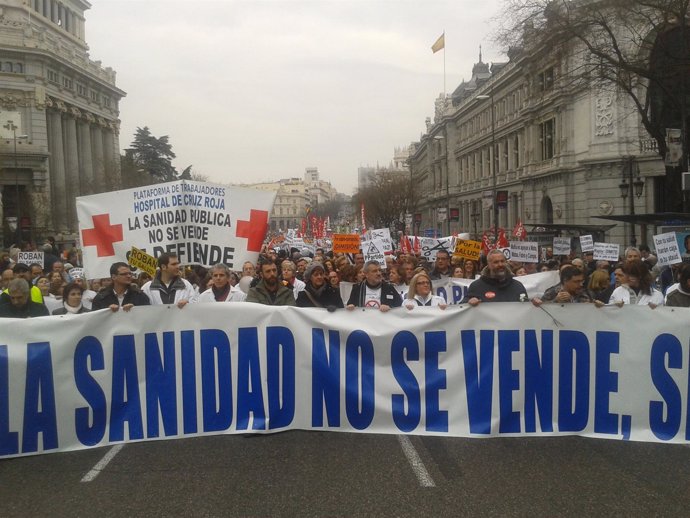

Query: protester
[
  {"left": 246, "top": 259, "right": 296, "bottom": 306},
  {"left": 327, "top": 270, "right": 340, "bottom": 289},
  {"left": 387, "top": 264, "right": 408, "bottom": 298},
  {"left": 92, "top": 262, "right": 151, "bottom": 312},
  {"left": 0, "top": 278, "right": 49, "bottom": 318},
  {"left": 69, "top": 270, "right": 97, "bottom": 310},
  {"left": 242, "top": 261, "right": 256, "bottom": 279},
  {"left": 533, "top": 265, "right": 592, "bottom": 304},
  {"left": 462, "top": 249, "right": 528, "bottom": 305},
  {"left": 403, "top": 271, "right": 447, "bottom": 309},
  {"left": 36, "top": 275, "right": 62, "bottom": 313},
  {"left": 142, "top": 253, "right": 196, "bottom": 308},
  {"left": 296, "top": 262, "right": 343, "bottom": 310},
  {"left": 1, "top": 268, "right": 13, "bottom": 290},
  {"left": 624, "top": 246, "right": 641, "bottom": 263},
  {"left": 346, "top": 260, "right": 402, "bottom": 312},
  {"left": 281, "top": 260, "right": 306, "bottom": 299},
  {"left": 0, "top": 263, "right": 43, "bottom": 304},
  {"left": 666, "top": 263, "right": 690, "bottom": 307},
  {"left": 29, "top": 263, "right": 43, "bottom": 284},
  {"left": 452, "top": 265, "right": 465, "bottom": 278},
  {"left": 608, "top": 259, "right": 663, "bottom": 308},
  {"left": 429, "top": 250, "right": 452, "bottom": 280},
  {"left": 52, "top": 282, "right": 89, "bottom": 315},
  {"left": 588, "top": 269, "right": 614, "bottom": 304},
  {"left": 197, "top": 263, "right": 247, "bottom": 303},
  {"left": 462, "top": 259, "right": 478, "bottom": 279}
]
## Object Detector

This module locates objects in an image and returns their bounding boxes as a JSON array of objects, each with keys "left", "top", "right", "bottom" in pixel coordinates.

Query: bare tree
[
  {"left": 496, "top": 0, "right": 690, "bottom": 210},
  {"left": 353, "top": 172, "right": 419, "bottom": 230}
]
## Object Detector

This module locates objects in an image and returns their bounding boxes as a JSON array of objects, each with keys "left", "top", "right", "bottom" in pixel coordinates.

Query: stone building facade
[
  {"left": 0, "top": 0, "right": 124, "bottom": 246},
  {"left": 408, "top": 44, "right": 665, "bottom": 246}
]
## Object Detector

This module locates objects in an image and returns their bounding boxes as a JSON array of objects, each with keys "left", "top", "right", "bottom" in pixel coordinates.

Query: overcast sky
[{"left": 86, "top": 0, "right": 505, "bottom": 194}]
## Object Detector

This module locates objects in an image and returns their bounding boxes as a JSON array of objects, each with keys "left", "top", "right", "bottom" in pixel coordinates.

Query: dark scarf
[{"left": 212, "top": 284, "right": 231, "bottom": 302}]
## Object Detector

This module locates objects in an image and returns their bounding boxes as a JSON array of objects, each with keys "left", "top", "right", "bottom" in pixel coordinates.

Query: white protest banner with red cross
[{"left": 77, "top": 180, "right": 276, "bottom": 279}]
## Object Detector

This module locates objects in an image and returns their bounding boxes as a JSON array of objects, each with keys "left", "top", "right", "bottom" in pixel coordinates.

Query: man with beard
[
  {"left": 246, "top": 259, "right": 295, "bottom": 306},
  {"left": 532, "top": 265, "right": 593, "bottom": 305},
  {"left": 346, "top": 260, "right": 402, "bottom": 312},
  {"left": 462, "top": 249, "right": 527, "bottom": 305},
  {"left": 198, "top": 263, "right": 246, "bottom": 303},
  {"left": 296, "top": 262, "right": 343, "bottom": 310}
]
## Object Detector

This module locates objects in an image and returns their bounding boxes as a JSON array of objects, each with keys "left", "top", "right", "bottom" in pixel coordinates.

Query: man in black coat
[
  {"left": 0, "top": 279, "right": 49, "bottom": 318},
  {"left": 462, "top": 249, "right": 528, "bottom": 305},
  {"left": 296, "top": 262, "right": 344, "bottom": 310},
  {"left": 91, "top": 262, "right": 151, "bottom": 311},
  {"left": 346, "top": 260, "right": 402, "bottom": 312}
]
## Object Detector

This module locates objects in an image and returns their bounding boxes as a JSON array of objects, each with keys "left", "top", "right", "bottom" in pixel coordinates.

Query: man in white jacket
[
  {"left": 197, "top": 263, "right": 246, "bottom": 303},
  {"left": 142, "top": 253, "right": 196, "bottom": 308}
]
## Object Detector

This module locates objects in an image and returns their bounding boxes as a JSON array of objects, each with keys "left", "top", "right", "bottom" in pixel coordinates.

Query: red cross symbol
[
  {"left": 236, "top": 209, "right": 269, "bottom": 252},
  {"left": 81, "top": 214, "right": 124, "bottom": 257}
]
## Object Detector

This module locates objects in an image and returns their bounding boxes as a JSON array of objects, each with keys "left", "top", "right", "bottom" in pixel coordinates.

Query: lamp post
[
  {"left": 3, "top": 121, "right": 28, "bottom": 245},
  {"left": 618, "top": 156, "right": 644, "bottom": 246},
  {"left": 477, "top": 89, "right": 498, "bottom": 243},
  {"left": 432, "top": 134, "right": 450, "bottom": 235},
  {"left": 470, "top": 201, "right": 481, "bottom": 240}
]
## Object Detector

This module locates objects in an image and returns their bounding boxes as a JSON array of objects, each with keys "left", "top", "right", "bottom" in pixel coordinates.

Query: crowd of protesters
[{"left": 2, "top": 236, "right": 690, "bottom": 319}]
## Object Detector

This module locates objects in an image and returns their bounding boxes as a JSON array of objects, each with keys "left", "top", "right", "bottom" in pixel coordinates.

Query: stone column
[
  {"left": 77, "top": 114, "right": 94, "bottom": 195},
  {"left": 48, "top": 108, "right": 67, "bottom": 231},
  {"left": 102, "top": 127, "right": 116, "bottom": 191},
  {"left": 91, "top": 124, "right": 105, "bottom": 193},
  {"left": 63, "top": 108, "right": 79, "bottom": 231}
]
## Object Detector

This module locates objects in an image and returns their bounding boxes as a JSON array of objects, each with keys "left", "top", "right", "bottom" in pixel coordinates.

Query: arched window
[{"left": 540, "top": 196, "right": 553, "bottom": 224}]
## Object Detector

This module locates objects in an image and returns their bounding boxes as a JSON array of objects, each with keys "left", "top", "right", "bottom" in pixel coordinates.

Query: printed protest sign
[
  {"left": 593, "top": 242, "right": 620, "bottom": 261},
  {"left": 17, "top": 251, "right": 44, "bottom": 267},
  {"left": 552, "top": 237, "right": 571, "bottom": 256},
  {"left": 77, "top": 180, "right": 276, "bottom": 279},
  {"left": 128, "top": 246, "right": 158, "bottom": 277},
  {"left": 653, "top": 232, "right": 682, "bottom": 266},
  {"left": 420, "top": 237, "right": 454, "bottom": 261},
  {"left": 362, "top": 236, "right": 386, "bottom": 268},
  {"left": 453, "top": 239, "right": 481, "bottom": 261},
  {"left": 369, "top": 228, "right": 393, "bottom": 252},
  {"left": 508, "top": 241, "right": 539, "bottom": 263},
  {"left": 332, "top": 234, "right": 361, "bottom": 254},
  {"left": 579, "top": 235, "right": 594, "bottom": 252}
]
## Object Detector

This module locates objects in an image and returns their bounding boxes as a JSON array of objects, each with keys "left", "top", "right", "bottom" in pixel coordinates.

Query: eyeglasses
[
  {"left": 416, "top": 281, "right": 431, "bottom": 286},
  {"left": 116, "top": 272, "right": 133, "bottom": 277}
]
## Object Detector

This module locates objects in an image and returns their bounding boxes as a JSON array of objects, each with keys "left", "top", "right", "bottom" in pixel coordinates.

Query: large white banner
[
  {"left": 76, "top": 180, "right": 276, "bottom": 278},
  {"left": 2, "top": 301, "right": 689, "bottom": 459}
]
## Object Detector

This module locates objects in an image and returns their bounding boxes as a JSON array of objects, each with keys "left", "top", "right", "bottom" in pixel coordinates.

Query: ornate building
[
  {"left": 409, "top": 43, "right": 666, "bottom": 245},
  {"left": 0, "top": 0, "right": 124, "bottom": 246}
]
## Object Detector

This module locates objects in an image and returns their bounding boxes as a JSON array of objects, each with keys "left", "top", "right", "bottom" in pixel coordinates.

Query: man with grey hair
[
  {"left": 462, "top": 249, "right": 528, "bottom": 306},
  {"left": 624, "top": 246, "right": 641, "bottom": 263},
  {"left": 346, "top": 260, "right": 402, "bottom": 312},
  {"left": 0, "top": 278, "right": 49, "bottom": 318},
  {"left": 197, "top": 264, "right": 246, "bottom": 303}
]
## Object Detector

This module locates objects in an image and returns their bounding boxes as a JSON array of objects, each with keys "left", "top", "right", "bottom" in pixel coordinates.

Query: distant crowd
[{"left": 2, "top": 237, "right": 689, "bottom": 319}]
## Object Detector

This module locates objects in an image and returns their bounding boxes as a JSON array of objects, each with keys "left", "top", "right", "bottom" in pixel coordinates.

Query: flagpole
[{"left": 443, "top": 30, "right": 446, "bottom": 98}]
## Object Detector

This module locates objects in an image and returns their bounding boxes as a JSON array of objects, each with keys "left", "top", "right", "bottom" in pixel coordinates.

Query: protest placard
[
  {"left": 508, "top": 241, "right": 539, "bottom": 263},
  {"left": 369, "top": 228, "right": 393, "bottom": 252},
  {"left": 362, "top": 237, "right": 386, "bottom": 268},
  {"left": 593, "top": 242, "right": 620, "bottom": 261},
  {"left": 17, "top": 251, "right": 44, "bottom": 267},
  {"left": 128, "top": 246, "right": 158, "bottom": 277},
  {"left": 653, "top": 232, "right": 683, "bottom": 266},
  {"left": 420, "top": 237, "right": 455, "bottom": 261},
  {"left": 579, "top": 234, "right": 594, "bottom": 252},
  {"left": 453, "top": 239, "right": 481, "bottom": 261},
  {"left": 552, "top": 237, "right": 571, "bottom": 256},
  {"left": 332, "top": 234, "right": 361, "bottom": 254}
]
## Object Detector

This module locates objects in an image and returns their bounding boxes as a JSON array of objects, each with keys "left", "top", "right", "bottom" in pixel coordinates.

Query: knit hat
[{"left": 304, "top": 262, "right": 325, "bottom": 283}]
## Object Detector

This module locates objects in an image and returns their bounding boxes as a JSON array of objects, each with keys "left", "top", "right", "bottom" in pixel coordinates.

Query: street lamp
[
  {"left": 477, "top": 89, "right": 498, "bottom": 243},
  {"left": 618, "top": 156, "right": 644, "bottom": 246},
  {"left": 432, "top": 134, "right": 450, "bottom": 235},
  {"left": 3, "top": 121, "right": 28, "bottom": 245}
]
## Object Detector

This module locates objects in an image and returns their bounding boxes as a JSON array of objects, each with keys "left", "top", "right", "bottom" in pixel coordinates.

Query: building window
[
  {"left": 47, "top": 69, "right": 59, "bottom": 83},
  {"left": 513, "top": 134, "right": 520, "bottom": 168},
  {"left": 538, "top": 67, "right": 554, "bottom": 92},
  {"left": 103, "top": 96, "right": 112, "bottom": 108},
  {"left": 90, "top": 91, "right": 100, "bottom": 103},
  {"left": 62, "top": 76, "right": 73, "bottom": 90},
  {"left": 76, "top": 83, "right": 87, "bottom": 97},
  {"left": 540, "top": 119, "right": 555, "bottom": 160}
]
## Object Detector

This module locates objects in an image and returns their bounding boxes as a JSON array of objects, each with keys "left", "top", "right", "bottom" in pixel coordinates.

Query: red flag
[
  {"left": 481, "top": 231, "right": 493, "bottom": 255},
  {"left": 399, "top": 234, "right": 410, "bottom": 254},
  {"left": 512, "top": 219, "right": 527, "bottom": 240},
  {"left": 301, "top": 218, "right": 307, "bottom": 236},
  {"left": 413, "top": 236, "right": 421, "bottom": 254},
  {"left": 497, "top": 227, "right": 510, "bottom": 249},
  {"left": 360, "top": 203, "right": 367, "bottom": 233}
]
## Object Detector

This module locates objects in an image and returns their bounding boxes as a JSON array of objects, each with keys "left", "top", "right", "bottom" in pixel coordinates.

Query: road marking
[
  {"left": 397, "top": 435, "right": 436, "bottom": 487},
  {"left": 81, "top": 444, "right": 124, "bottom": 483}
]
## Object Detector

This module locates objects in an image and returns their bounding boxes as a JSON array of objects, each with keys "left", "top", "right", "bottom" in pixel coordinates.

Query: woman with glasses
[{"left": 403, "top": 271, "right": 447, "bottom": 310}]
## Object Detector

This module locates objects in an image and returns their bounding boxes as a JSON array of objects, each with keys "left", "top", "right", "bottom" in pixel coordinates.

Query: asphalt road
[{"left": 2, "top": 432, "right": 689, "bottom": 517}]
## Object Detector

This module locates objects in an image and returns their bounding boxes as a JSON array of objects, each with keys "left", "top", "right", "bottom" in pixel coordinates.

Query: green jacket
[{"left": 246, "top": 281, "right": 295, "bottom": 306}]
